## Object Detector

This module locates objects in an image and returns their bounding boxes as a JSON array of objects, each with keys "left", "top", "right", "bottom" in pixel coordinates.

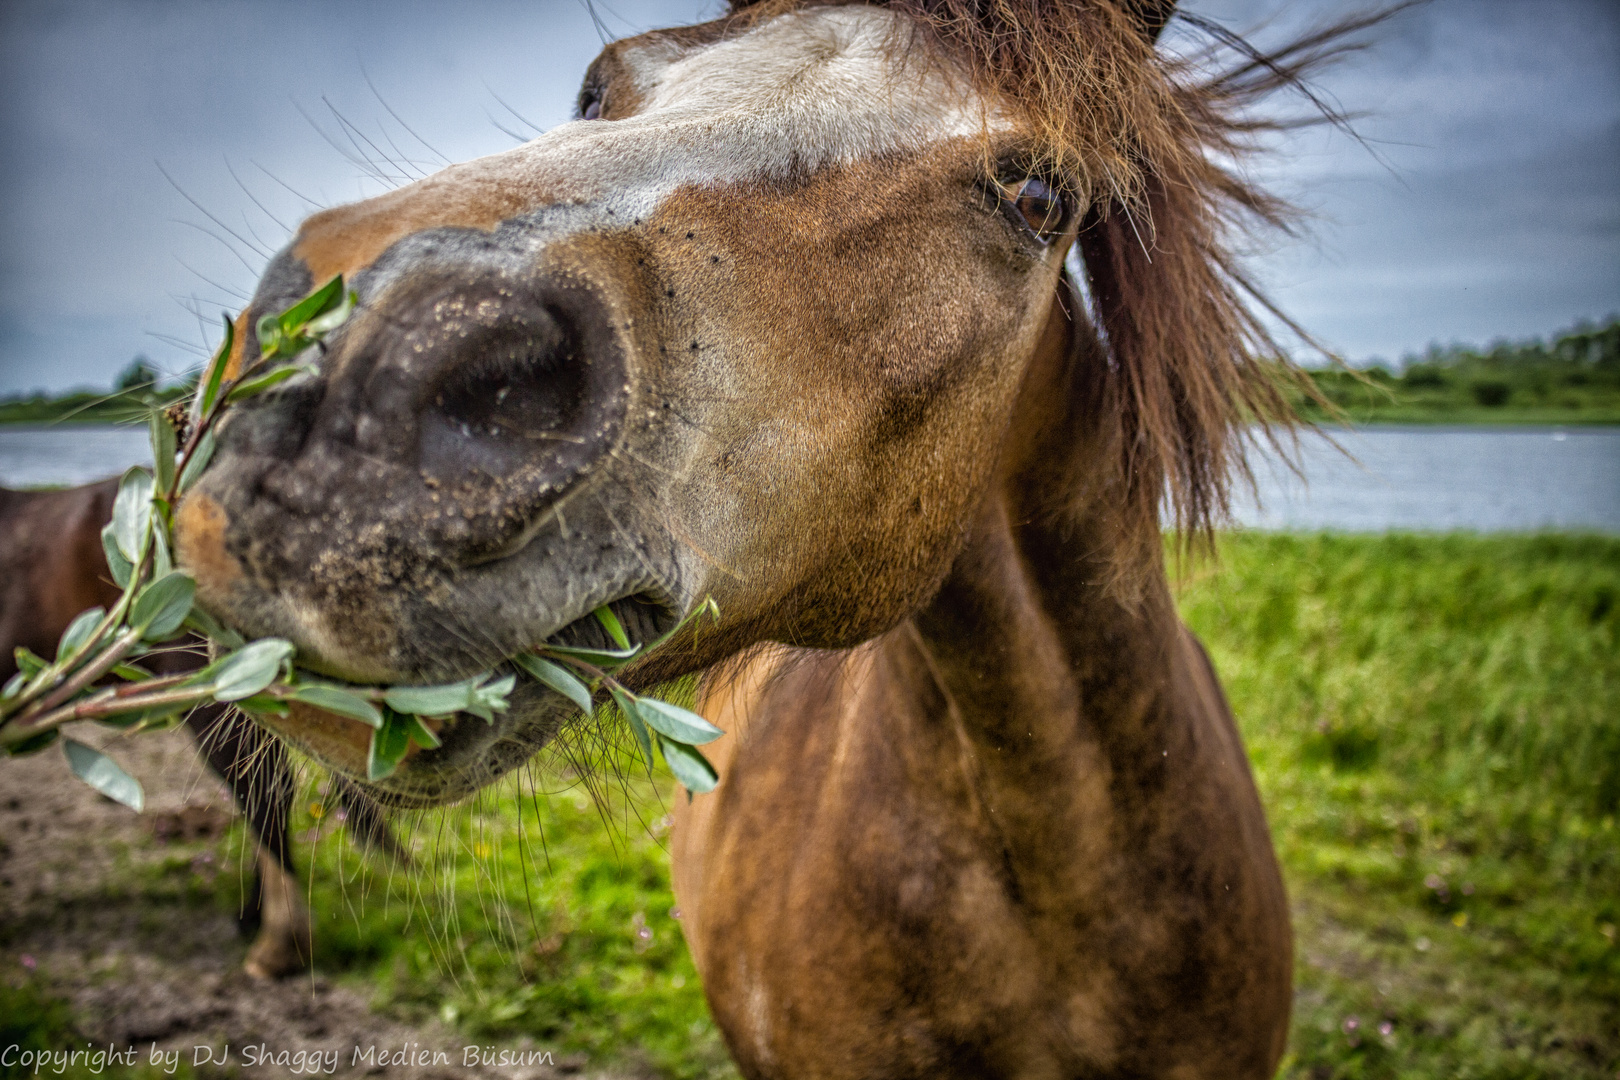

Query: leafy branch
[{"left": 0, "top": 276, "right": 722, "bottom": 809}]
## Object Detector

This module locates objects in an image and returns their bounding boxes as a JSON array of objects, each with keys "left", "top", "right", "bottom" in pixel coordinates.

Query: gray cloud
[{"left": 0, "top": 0, "right": 1615, "bottom": 393}]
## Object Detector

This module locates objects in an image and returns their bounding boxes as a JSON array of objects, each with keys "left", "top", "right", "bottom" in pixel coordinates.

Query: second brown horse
[{"left": 0, "top": 478, "right": 397, "bottom": 978}]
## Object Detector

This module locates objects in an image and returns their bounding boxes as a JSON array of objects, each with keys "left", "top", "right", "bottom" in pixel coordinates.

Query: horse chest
[{"left": 681, "top": 636, "right": 1290, "bottom": 1079}]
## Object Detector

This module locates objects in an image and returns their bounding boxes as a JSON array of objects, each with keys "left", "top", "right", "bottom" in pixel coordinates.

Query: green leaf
[
  {"left": 276, "top": 274, "right": 345, "bottom": 335},
  {"left": 367, "top": 711, "right": 412, "bottom": 781},
  {"left": 290, "top": 684, "right": 382, "bottom": 728},
  {"left": 101, "top": 522, "right": 133, "bottom": 588},
  {"left": 2, "top": 671, "right": 27, "bottom": 699},
  {"left": 234, "top": 693, "right": 289, "bottom": 717},
  {"left": 150, "top": 519, "right": 173, "bottom": 579},
  {"left": 182, "top": 604, "right": 243, "bottom": 649},
  {"left": 5, "top": 728, "right": 59, "bottom": 755},
  {"left": 383, "top": 678, "right": 481, "bottom": 718},
  {"left": 149, "top": 410, "right": 177, "bottom": 494},
  {"left": 401, "top": 712, "right": 442, "bottom": 750},
  {"left": 110, "top": 662, "right": 154, "bottom": 682},
  {"left": 642, "top": 596, "right": 723, "bottom": 657},
  {"left": 13, "top": 647, "right": 46, "bottom": 679},
  {"left": 511, "top": 653, "right": 594, "bottom": 715},
  {"left": 209, "top": 638, "right": 295, "bottom": 701},
  {"left": 383, "top": 673, "right": 513, "bottom": 723},
  {"left": 62, "top": 738, "right": 144, "bottom": 811},
  {"left": 197, "top": 313, "right": 234, "bottom": 418},
  {"left": 535, "top": 641, "right": 643, "bottom": 667},
  {"left": 178, "top": 428, "right": 216, "bottom": 493},
  {"left": 56, "top": 607, "right": 106, "bottom": 661},
  {"left": 255, "top": 311, "right": 279, "bottom": 350},
  {"left": 610, "top": 685, "right": 653, "bottom": 770},
  {"left": 130, "top": 571, "right": 196, "bottom": 641},
  {"left": 593, "top": 605, "right": 632, "bottom": 651},
  {"left": 225, "top": 364, "right": 308, "bottom": 403},
  {"left": 471, "top": 674, "right": 514, "bottom": 722},
  {"left": 258, "top": 276, "right": 350, "bottom": 360},
  {"left": 111, "top": 467, "right": 154, "bottom": 564},
  {"left": 303, "top": 288, "right": 356, "bottom": 337},
  {"left": 657, "top": 733, "right": 719, "bottom": 794},
  {"left": 633, "top": 697, "right": 724, "bottom": 746}
]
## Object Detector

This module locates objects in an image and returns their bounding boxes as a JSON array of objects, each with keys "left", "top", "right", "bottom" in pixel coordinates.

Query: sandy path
[{"left": 0, "top": 725, "right": 639, "bottom": 1079}]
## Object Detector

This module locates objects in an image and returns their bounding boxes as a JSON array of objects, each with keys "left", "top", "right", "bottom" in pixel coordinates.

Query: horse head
[{"left": 174, "top": 0, "right": 1292, "bottom": 806}]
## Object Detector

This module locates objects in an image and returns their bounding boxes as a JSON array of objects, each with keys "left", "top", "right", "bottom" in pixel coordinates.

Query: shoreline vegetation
[
  {"left": 1292, "top": 315, "right": 1620, "bottom": 426},
  {"left": 3, "top": 316, "right": 1619, "bottom": 428}
]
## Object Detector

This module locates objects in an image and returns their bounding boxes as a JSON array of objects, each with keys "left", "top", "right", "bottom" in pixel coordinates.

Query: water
[
  {"left": 0, "top": 425, "right": 152, "bottom": 488},
  {"left": 1234, "top": 426, "right": 1619, "bottom": 532},
  {"left": 1, "top": 424, "right": 1616, "bottom": 532}
]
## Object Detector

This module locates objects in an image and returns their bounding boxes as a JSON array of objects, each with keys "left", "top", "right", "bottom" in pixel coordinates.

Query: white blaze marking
[{"left": 403, "top": 6, "right": 1000, "bottom": 226}]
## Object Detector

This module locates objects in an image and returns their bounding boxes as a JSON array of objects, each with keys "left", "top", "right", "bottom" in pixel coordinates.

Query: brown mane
[{"left": 724, "top": 0, "right": 1380, "bottom": 588}]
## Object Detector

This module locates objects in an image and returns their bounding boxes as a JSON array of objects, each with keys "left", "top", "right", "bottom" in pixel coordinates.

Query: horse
[
  {"left": 0, "top": 478, "right": 399, "bottom": 978},
  {"left": 168, "top": 0, "right": 1356, "bottom": 1071}
]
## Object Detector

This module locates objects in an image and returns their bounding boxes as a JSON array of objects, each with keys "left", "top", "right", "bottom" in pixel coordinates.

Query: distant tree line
[
  {"left": 1296, "top": 315, "right": 1620, "bottom": 423},
  {"left": 0, "top": 356, "right": 192, "bottom": 425}
]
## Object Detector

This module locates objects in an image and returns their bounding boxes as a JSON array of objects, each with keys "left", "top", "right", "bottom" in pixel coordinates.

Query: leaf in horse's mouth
[{"left": 0, "top": 276, "right": 723, "bottom": 803}]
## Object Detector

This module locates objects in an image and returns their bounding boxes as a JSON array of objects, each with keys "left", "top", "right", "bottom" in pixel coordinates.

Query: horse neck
[{"left": 873, "top": 288, "right": 1189, "bottom": 855}]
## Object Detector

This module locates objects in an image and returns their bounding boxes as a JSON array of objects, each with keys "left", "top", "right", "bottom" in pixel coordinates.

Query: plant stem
[
  {"left": 538, "top": 651, "right": 611, "bottom": 684},
  {"left": 15, "top": 626, "right": 145, "bottom": 724},
  {"left": 8, "top": 684, "right": 217, "bottom": 741}
]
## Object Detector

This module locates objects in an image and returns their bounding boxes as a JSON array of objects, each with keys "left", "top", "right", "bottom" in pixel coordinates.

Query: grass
[
  {"left": 5, "top": 533, "right": 1617, "bottom": 1076},
  {"left": 1179, "top": 533, "right": 1619, "bottom": 1078},
  {"left": 289, "top": 746, "right": 735, "bottom": 1079}
]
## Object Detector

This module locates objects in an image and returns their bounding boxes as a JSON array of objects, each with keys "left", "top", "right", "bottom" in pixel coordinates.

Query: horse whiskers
[{"left": 607, "top": 445, "right": 688, "bottom": 482}]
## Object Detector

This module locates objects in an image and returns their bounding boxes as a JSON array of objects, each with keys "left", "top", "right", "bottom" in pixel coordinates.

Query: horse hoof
[{"left": 242, "top": 931, "right": 310, "bottom": 979}]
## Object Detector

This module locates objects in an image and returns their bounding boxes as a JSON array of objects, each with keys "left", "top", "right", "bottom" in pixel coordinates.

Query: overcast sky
[{"left": 0, "top": 0, "right": 1615, "bottom": 394}]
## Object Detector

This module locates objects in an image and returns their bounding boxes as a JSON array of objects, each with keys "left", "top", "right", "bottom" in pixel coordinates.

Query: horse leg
[
  {"left": 244, "top": 845, "right": 312, "bottom": 979},
  {"left": 185, "top": 704, "right": 311, "bottom": 978}
]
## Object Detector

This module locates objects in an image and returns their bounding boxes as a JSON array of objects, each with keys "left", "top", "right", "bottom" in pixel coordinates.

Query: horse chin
[{"left": 254, "top": 680, "right": 572, "bottom": 809}]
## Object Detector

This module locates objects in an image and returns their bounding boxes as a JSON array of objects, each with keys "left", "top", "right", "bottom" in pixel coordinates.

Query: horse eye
[{"left": 1002, "top": 176, "right": 1067, "bottom": 241}]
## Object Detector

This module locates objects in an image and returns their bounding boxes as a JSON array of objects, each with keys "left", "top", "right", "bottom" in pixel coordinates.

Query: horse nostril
[
  {"left": 410, "top": 285, "right": 626, "bottom": 494},
  {"left": 421, "top": 321, "right": 587, "bottom": 478}
]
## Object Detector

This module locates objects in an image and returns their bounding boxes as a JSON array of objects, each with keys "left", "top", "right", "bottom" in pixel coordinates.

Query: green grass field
[
  {"left": 1182, "top": 534, "right": 1619, "bottom": 1077},
  {"left": 6, "top": 533, "right": 1617, "bottom": 1077}
]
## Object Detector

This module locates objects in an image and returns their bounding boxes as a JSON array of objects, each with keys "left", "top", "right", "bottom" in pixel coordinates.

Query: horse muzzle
[{"left": 175, "top": 234, "right": 663, "bottom": 684}]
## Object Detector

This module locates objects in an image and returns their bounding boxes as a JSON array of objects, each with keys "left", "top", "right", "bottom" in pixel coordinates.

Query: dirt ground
[{"left": 0, "top": 725, "right": 639, "bottom": 1080}]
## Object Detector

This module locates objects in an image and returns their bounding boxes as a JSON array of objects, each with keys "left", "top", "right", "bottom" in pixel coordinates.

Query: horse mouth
[{"left": 248, "top": 592, "right": 678, "bottom": 807}]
